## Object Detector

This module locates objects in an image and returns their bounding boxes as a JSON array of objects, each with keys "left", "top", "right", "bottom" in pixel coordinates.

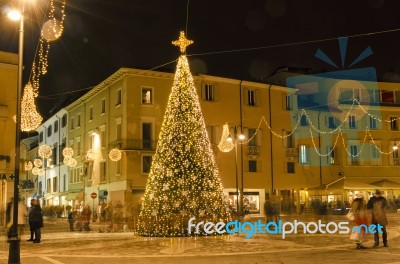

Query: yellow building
[
  {"left": 0, "top": 51, "right": 18, "bottom": 224},
  {"left": 58, "top": 66, "right": 400, "bottom": 217}
]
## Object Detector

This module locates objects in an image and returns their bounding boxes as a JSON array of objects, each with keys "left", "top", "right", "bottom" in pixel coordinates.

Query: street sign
[{"left": 90, "top": 192, "right": 97, "bottom": 199}]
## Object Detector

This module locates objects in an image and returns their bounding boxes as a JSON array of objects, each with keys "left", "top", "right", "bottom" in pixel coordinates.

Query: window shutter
[
  {"left": 243, "top": 88, "right": 249, "bottom": 106},
  {"left": 201, "top": 82, "right": 205, "bottom": 100},
  {"left": 255, "top": 89, "right": 261, "bottom": 106},
  {"left": 213, "top": 84, "right": 219, "bottom": 102}
]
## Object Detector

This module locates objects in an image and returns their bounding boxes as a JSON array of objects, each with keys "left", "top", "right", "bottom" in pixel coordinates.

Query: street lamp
[
  {"left": 221, "top": 125, "right": 245, "bottom": 215},
  {"left": 7, "top": 3, "right": 26, "bottom": 263}
]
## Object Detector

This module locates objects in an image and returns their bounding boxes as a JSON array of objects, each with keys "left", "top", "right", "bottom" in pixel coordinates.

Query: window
[
  {"left": 54, "top": 120, "right": 58, "bottom": 133},
  {"left": 326, "top": 146, "right": 335, "bottom": 165},
  {"left": 299, "top": 145, "right": 310, "bottom": 164},
  {"left": 393, "top": 148, "right": 400, "bottom": 166},
  {"left": 247, "top": 89, "right": 256, "bottom": 106},
  {"left": 61, "top": 114, "right": 67, "bottom": 127},
  {"left": 60, "top": 139, "right": 66, "bottom": 163},
  {"left": 248, "top": 128, "right": 257, "bottom": 146},
  {"left": 70, "top": 117, "right": 74, "bottom": 130},
  {"left": 287, "top": 162, "right": 295, "bottom": 173},
  {"left": 116, "top": 160, "right": 121, "bottom": 175},
  {"left": 39, "top": 132, "right": 43, "bottom": 142},
  {"left": 89, "top": 107, "right": 93, "bottom": 121},
  {"left": 381, "top": 90, "right": 394, "bottom": 103},
  {"left": 327, "top": 116, "right": 337, "bottom": 129},
  {"left": 53, "top": 176, "right": 58, "bottom": 193},
  {"left": 116, "top": 89, "right": 122, "bottom": 105},
  {"left": 203, "top": 84, "right": 215, "bottom": 102},
  {"left": 282, "top": 131, "right": 293, "bottom": 148},
  {"left": 141, "top": 87, "right": 153, "bottom": 105},
  {"left": 47, "top": 179, "right": 51, "bottom": 193},
  {"left": 350, "top": 145, "right": 359, "bottom": 165},
  {"left": 206, "top": 125, "right": 216, "bottom": 144},
  {"left": 390, "top": 117, "right": 398, "bottom": 131},
  {"left": 47, "top": 126, "right": 52, "bottom": 137},
  {"left": 116, "top": 123, "right": 121, "bottom": 141},
  {"left": 369, "top": 116, "right": 377, "bottom": 130},
  {"left": 76, "top": 139, "right": 81, "bottom": 156},
  {"left": 142, "top": 155, "right": 152, "bottom": 174},
  {"left": 370, "top": 144, "right": 381, "bottom": 165},
  {"left": 243, "top": 192, "right": 260, "bottom": 213},
  {"left": 248, "top": 160, "right": 257, "bottom": 172},
  {"left": 52, "top": 144, "right": 57, "bottom": 165},
  {"left": 100, "top": 127, "right": 106, "bottom": 148},
  {"left": 100, "top": 161, "right": 106, "bottom": 182},
  {"left": 300, "top": 115, "right": 308, "bottom": 126},
  {"left": 284, "top": 95, "right": 292, "bottom": 110},
  {"left": 77, "top": 114, "right": 81, "bottom": 127},
  {"left": 340, "top": 88, "right": 360, "bottom": 102},
  {"left": 101, "top": 99, "right": 106, "bottom": 114},
  {"left": 142, "top": 123, "right": 152, "bottom": 149},
  {"left": 349, "top": 115, "right": 356, "bottom": 129}
]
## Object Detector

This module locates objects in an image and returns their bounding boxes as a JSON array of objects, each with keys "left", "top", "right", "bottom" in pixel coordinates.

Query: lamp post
[
  {"left": 226, "top": 126, "right": 245, "bottom": 215},
  {"left": 7, "top": 4, "right": 25, "bottom": 263}
]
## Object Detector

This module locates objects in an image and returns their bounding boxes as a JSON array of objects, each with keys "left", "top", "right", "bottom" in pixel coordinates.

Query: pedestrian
[
  {"left": 68, "top": 210, "right": 76, "bottom": 231},
  {"left": 82, "top": 205, "right": 91, "bottom": 231},
  {"left": 8, "top": 198, "right": 28, "bottom": 239},
  {"left": 350, "top": 193, "right": 368, "bottom": 249},
  {"left": 5, "top": 197, "right": 13, "bottom": 238},
  {"left": 367, "top": 189, "right": 388, "bottom": 247},
  {"left": 27, "top": 199, "right": 36, "bottom": 241},
  {"left": 28, "top": 199, "right": 44, "bottom": 243}
]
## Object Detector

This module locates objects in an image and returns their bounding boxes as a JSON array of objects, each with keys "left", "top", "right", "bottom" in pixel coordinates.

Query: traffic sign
[{"left": 90, "top": 192, "right": 97, "bottom": 199}]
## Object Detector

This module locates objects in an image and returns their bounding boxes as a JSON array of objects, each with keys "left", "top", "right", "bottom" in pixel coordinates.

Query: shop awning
[
  {"left": 325, "top": 177, "right": 377, "bottom": 190},
  {"left": 371, "top": 179, "right": 400, "bottom": 189},
  {"left": 65, "top": 192, "right": 84, "bottom": 201}
]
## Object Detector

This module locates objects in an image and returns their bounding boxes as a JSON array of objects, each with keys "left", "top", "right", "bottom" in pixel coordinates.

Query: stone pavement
[{"left": 0, "top": 213, "right": 399, "bottom": 264}]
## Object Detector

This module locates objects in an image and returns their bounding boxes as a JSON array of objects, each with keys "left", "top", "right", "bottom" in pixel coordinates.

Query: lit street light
[{"left": 7, "top": 2, "right": 26, "bottom": 263}]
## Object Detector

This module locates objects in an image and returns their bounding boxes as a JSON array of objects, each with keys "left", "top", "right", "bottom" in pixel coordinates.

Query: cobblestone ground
[{"left": 0, "top": 214, "right": 399, "bottom": 264}]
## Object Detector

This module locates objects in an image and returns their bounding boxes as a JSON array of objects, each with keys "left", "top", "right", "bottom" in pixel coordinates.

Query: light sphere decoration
[
  {"left": 24, "top": 161, "right": 33, "bottom": 171},
  {"left": 41, "top": 19, "right": 63, "bottom": 41},
  {"left": 86, "top": 149, "right": 95, "bottom": 161},
  {"left": 68, "top": 158, "right": 77, "bottom": 168},
  {"left": 38, "top": 144, "right": 52, "bottom": 158},
  {"left": 108, "top": 148, "right": 122, "bottom": 162},
  {"left": 62, "top": 147, "right": 74, "bottom": 158},
  {"left": 63, "top": 157, "right": 70, "bottom": 165},
  {"left": 218, "top": 124, "right": 235, "bottom": 152},
  {"left": 33, "top": 159, "right": 42, "bottom": 168},
  {"left": 32, "top": 167, "right": 40, "bottom": 176},
  {"left": 38, "top": 168, "right": 45, "bottom": 176}
]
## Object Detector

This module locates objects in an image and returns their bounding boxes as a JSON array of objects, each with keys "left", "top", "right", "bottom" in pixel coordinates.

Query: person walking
[
  {"left": 367, "top": 189, "right": 388, "bottom": 247},
  {"left": 27, "top": 199, "right": 36, "bottom": 241},
  {"left": 68, "top": 210, "right": 76, "bottom": 232},
  {"left": 8, "top": 198, "right": 28, "bottom": 239},
  {"left": 28, "top": 199, "right": 43, "bottom": 243},
  {"left": 350, "top": 193, "right": 368, "bottom": 249}
]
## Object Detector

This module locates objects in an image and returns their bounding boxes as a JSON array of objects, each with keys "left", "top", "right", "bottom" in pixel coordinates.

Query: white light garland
[
  {"left": 62, "top": 147, "right": 74, "bottom": 158},
  {"left": 33, "top": 159, "right": 42, "bottom": 168},
  {"left": 217, "top": 123, "right": 234, "bottom": 152},
  {"left": 67, "top": 158, "right": 77, "bottom": 168}
]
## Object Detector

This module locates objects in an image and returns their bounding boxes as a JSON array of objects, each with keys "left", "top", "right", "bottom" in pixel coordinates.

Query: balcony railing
[
  {"left": 394, "top": 158, "right": 400, "bottom": 166},
  {"left": 247, "top": 145, "right": 260, "bottom": 156},
  {"left": 285, "top": 148, "right": 298, "bottom": 157},
  {"left": 109, "top": 139, "right": 157, "bottom": 151}
]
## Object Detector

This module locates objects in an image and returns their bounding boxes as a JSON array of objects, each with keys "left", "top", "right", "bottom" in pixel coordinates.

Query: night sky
[{"left": 1, "top": 0, "right": 400, "bottom": 118}]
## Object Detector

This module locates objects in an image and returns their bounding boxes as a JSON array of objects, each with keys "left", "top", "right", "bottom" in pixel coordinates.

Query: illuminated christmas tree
[{"left": 138, "top": 32, "right": 231, "bottom": 236}]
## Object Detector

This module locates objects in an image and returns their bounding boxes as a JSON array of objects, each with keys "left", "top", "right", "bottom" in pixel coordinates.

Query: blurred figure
[
  {"left": 68, "top": 210, "right": 76, "bottom": 231},
  {"left": 28, "top": 199, "right": 43, "bottom": 243},
  {"left": 27, "top": 199, "right": 36, "bottom": 241},
  {"left": 81, "top": 205, "right": 91, "bottom": 231},
  {"left": 350, "top": 193, "right": 368, "bottom": 249},
  {"left": 367, "top": 190, "right": 388, "bottom": 247},
  {"left": 8, "top": 198, "right": 28, "bottom": 239}
]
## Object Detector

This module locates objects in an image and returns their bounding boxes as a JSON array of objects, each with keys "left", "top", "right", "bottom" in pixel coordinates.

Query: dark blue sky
[{"left": 1, "top": 0, "right": 400, "bottom": 117}]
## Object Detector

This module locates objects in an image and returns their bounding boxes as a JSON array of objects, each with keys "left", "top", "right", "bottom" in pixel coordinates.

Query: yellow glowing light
[
  {"left": 172, "top": 31, "right": 193, "bottom": 53},
  {"left": 24, "top": 161, "right": 33, "bottom": 171},
  {"left": 38, "top": 168, "right": 45, "bottom": 176},
  {"left": 33, "top": 159, "right": 42, "bottom": 168},
  {"left": 7, "top": 10, "right": 21, "bottom": 21},
  {"left": 86, "top": 149, "right": 95, "bottom": 161},
  {"left": 217, "top": 123, "right": 234, "bottom": 152},
  {"left": 32, "top": 167, "right": 39, "bottom": 175},
  {"left": 62, "top": 147, "right": 74, "bottom": 158},
  {"left": 109, "top": 148, "right": 122, "bottom": 162},
  {"left": 20, "top": 83, "right": 43, "bottom": 131},
  {"left": 63, "top": 157, "right": 70, "bottom": 165},
  {"left": 38, "top": 144, "right": 52, "bottom": 158},
  {"left": 67, "top": 158, "right": 77, "bottom": 168}
]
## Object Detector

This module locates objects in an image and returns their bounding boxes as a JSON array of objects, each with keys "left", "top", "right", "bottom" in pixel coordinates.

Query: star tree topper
[{"left": 172, "top": 31, "right": 193, "bottom": 53}]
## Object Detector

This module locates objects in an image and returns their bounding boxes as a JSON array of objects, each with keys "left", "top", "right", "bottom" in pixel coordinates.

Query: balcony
[
  {"left": 247, "top": 145, "right": 260, "bottom": 156},
  {"left": 109, "top": 139, "right": 157, "bottom": 151},
  {"left": 394, "top": 158, "right": 400, "bottom": 166},
  {"left": 351, "top": 159, "right": 360, "bottom": 166}
]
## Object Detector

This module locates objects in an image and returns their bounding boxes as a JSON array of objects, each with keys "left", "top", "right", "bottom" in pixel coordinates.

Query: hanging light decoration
[
  {"left": 86, "top": 149, "right": 95, "bottom": 161},
  {"left": 218, "top": 123, "right": 235, "bottom": 152},
  {"left": 62, "top": 147, "right": 74, "bottom": 158},
  {"left": 63, "top": 157, "right": 70, "bottom": 165},
  {"left": 18, "top": 83, "right": 43, "bottom": 131},
  {"left": 24, "top": 161, "right": 33, "bottom": 171},
  {"left": 38, "top": 144, "right": 52, "bottom": 158},
  {"left": 32, "top": 167, "right": 40, "bottom": 176},
  {"left": 33, "top": 159, "right": 42, "bottom": 168},
  {"left": 38, "top": 168, "right": 45, "bottom": 176},
  {"left": 68, "top": 158, "right": 77, "bottom": 168},
  {"left": 108, "top": 148, "right": 122, "bottom": 162}
]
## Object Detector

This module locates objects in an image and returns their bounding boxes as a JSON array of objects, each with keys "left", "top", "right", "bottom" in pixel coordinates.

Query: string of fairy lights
[
  {"left": 19, "top": 0, "right": 67, "bottom": 132},
  {"left": 218, "top": 98, "right": 400, "bottom": 159}
]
